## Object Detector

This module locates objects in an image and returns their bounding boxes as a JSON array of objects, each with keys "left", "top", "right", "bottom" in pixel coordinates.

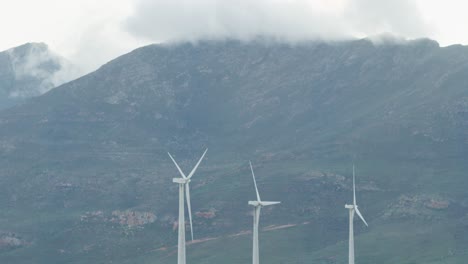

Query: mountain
[
  {"left": 0, "top": 39, "right": 468, "bottom": 263},
  {"left": 0, "top": 43, "right": 80, "bottom": 110}
]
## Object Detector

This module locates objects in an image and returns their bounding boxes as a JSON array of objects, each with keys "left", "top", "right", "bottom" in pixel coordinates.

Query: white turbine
[
  {"left": 248, "top": 161, "right": 280, "bottom": 264},
  {"left": 345, "top": 164, "right": 368, "bottom": 264},
  {"left": 168, "top": 148, "right": 208, "bottom": 264}
]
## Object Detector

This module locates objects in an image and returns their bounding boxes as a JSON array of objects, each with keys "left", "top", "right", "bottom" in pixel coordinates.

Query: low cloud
[
  {"left": 345, "top": 0, "right": 431, "bottom": 38},
  {"left": 125, "top": 0, "right": 351, "bottom": 42},
  {"left": 125, "top": 0, "right": 431, "bottom": 43},
  {"left": 7, "top": 43, "right": 82, "bottom": 98}
]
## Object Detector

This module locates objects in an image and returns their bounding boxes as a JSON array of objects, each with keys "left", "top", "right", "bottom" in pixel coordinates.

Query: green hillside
[{"left": 0, "top": 39, "right": 467, "bottom": 263}]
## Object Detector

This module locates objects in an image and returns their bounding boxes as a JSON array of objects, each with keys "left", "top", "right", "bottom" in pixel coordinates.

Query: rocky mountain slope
[
  {"left": 0, "top": 43, "right": 79, "bottom": 109},
  {"left": 0, "top": 39, "right": 467, "bottom": 263}
]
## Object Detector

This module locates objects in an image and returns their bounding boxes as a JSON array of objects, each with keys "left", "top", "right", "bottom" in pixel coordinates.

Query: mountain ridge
[{"left": 0, "top": 38, "right": 467, "bottom": 263}]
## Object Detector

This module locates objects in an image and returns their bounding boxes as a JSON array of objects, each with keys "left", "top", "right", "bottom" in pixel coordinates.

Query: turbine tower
[
  {"left": 168, "top": 148, "right": 208, "bottom": 264},
  {"left": 248, "top": 161, "right": 280, "bottom": 264},
  {"left": 345, "top": 164, "right": 368, "bottom": 264}
]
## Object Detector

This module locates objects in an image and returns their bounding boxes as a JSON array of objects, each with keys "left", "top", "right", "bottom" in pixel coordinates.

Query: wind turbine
[
  {"left": 168, "top": 148, "right": 208, "bottom": 264},
  {"left": 345, "top": 164, "right": 368, "bottom": 264},
  {"left": 248, "top": 161, "right": 280, "bottom": 264}
]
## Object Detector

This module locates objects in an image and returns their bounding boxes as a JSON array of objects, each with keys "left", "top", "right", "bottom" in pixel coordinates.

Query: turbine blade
[
  {"left": 168, "top": 152, "right": 187, "bottom": 179},
  {"left": 355, "top": 207, "right": 368, "bottom": 227},
  {"left": 185, "top": 182, "right": 194, "bottom": 241},
  {"left": 187, "top": 148, "right": 208, "bottom": 179},
  {"left": 260, "top": 201, "right": 281, "bottom": 206},
  {"left": 249, "top": 161, "right": 261, "bottom": 202},
  {"left": 353, "top": 163, "right": 356, "bottom": 206}
]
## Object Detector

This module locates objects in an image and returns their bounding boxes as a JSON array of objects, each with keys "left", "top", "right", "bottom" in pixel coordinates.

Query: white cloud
[
  {"left": 125, "top": 0, "right": 351, "bottom": 42},
  {"left": 124, "top": 0, "right": 432, "bottom": 43},
  {"left": 1, "top": 0, "right": 468, "bottom": 75},
  {"left": 414, "top": 0, "right": 468, "bottom": 46},
  {"left": 0, "top": 0, "right": 149, "bottom": 74},
  {"left": 344, "top": 0, "right": 431, "bottom": 39},
  {"left": 6, "top": 43, "right": 81, "bottom": 97}
]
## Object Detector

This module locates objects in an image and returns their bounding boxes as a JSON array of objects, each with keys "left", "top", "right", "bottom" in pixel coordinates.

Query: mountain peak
[
  {"left": 0, "top": 42, "right": 81, "bottom": 109},
  {"left": 7, "top": 42, "right": 49, "bottom": 56}
]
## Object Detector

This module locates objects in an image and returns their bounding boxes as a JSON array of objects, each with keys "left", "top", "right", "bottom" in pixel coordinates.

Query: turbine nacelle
[
  {"left": 345, "top": 204, "right": 354, "bottom": 209},
  {"left": 173, "top": 178, "right": 190, "bottom": 184}
]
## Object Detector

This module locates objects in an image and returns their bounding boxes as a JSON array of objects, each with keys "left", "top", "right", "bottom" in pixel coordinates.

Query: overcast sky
[{"left": 1, "top": 0, "right": 467, "bottom": 73}]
